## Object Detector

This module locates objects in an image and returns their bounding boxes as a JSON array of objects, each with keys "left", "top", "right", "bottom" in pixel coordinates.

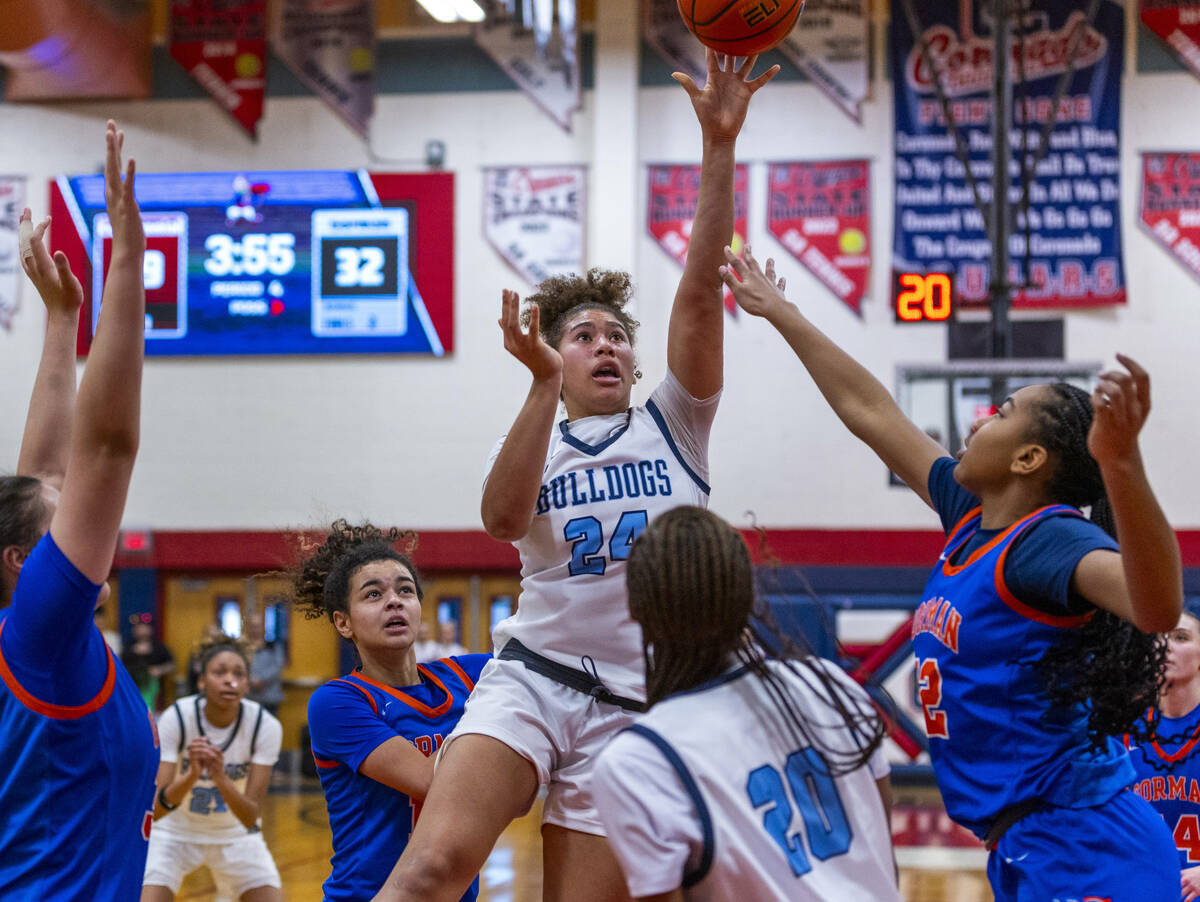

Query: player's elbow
[{"left": 481, "top": 504, "right": 529, "bottom": 543}]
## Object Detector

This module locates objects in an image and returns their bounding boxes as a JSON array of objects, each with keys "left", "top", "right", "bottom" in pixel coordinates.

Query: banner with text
[
  {"left": 776, "top": 0, "right": 868, "bottom": 122},
  {"left": 767, "top": 160, "right": 870, "bottom": 315},
  {"left": 273, "top": 0, "right": 375, "bottom": 138},
  {"left": 1141, "top": 1, "right": 1200, "bottom": 82},
  {"left": 0, "top": 177, "right": 25, "bottom": 332},
  {"left": 643, "top": 0, "right": 707, "bottom": 84},
  {"left": 475, "top": 1, "right": 582, "bottom": 132},
  {"left": 892, "top": 0, "right": 1125, "bottom": 308},
  {"left": 1140, "top": 152, "right": 1200, "bottom": 285},
  {"left": 647, "top": 163, "right": 748, "bottom": 317},
  {"left": 170, "top": 0, "right": 267, "bottom": 138},
  {"left": 484, "top": 166, "right": 586, "bottom": 285}
]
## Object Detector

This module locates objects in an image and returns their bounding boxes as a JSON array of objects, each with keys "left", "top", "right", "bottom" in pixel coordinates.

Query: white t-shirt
[
  {"left": 484, "top": 371, "right": 718, "bottom": 700},
  {"left": 593, "top": 658, "right": 902, "bottom": 902},
  {"left": 154, "top": 695, "right": 283, "bottom": 843}
]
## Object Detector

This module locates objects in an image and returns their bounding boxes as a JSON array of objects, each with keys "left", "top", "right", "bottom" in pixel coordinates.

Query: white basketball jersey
[
  {"left": 154, "top": 695, "right": 282, "bottom": 843},
  {"left": 594, "top": 659, "right": 903, "bottom": 902},
  {"left": 488, "top": 376, "right": 713, "bottom": 701}
]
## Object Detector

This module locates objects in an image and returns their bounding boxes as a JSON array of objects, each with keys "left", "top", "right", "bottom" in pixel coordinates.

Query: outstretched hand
[
  {"left": 104, "top": 120, "right": 145, "bottom": 256},
  {"left": 1088, "top": 354, "right": 1151, "bottom": 468},
  {"left": 719, "top": 245, "right": 790, "bottom": 319},
  {"left": 498, "top": 289, "right": 562, "bottom": 383},
  {"left": 1181, "top": 863, "right": 1200, "bottom": 902},
  {"left": 673, "top": 49, "right": 779, "bottom": 143},
  {"left": 18, "top": 207, "right": 83, "bottom": 316}
]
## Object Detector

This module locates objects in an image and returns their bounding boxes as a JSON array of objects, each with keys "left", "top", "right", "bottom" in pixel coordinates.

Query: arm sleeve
[
  {"left": 1003, "top": 516, "right": 1119, "bottom": 613},
  {"left": 927, "top": 457, "right": 980, "bottom": 533},
  {"left": 157, "top": 706, "right": 182, "bottom": 765},
  {"left": 251, "top": 713, "right": 284, "bottom": 766},
  {"left": 593, "top": 733, "right": 702, "bottom": 898},
  {"left": 646, "top": 369, "right": 720, "bottom": 485},
  {"left": 2, "top": 533, "right": 109, "bottom": 705},
  {"left": 307, "top": 682, "right": 404, "bottom": 774}
]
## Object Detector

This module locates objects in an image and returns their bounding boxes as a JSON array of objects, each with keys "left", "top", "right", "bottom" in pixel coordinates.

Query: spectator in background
[
  {"left": 412, "top": 620, "right": 439, "bottom": 663},
  {"left": 434, "top": 620, "right": 467, "bottom": 659},
  {"left": 246, "top": 611, "right": 286, "bottom": 717},
  {"left": 123, "top": 616, "right": 176, "bottom": 711},
  {"left": 94, "top": 604, "right": 122, "bottom": 655}
]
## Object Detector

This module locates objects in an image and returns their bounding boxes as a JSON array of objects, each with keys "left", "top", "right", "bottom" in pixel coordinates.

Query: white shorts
[
  {"left": 143, "top": 829, "right": 281, "bottom": 898},
  {"left": 442, "top": 655, "right": 640, "bottom": 835}
]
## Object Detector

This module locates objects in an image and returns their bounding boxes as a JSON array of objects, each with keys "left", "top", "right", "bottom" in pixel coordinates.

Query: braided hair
[
  {"left": 1028, "top": 383, "right": 1167, "bottom": 744},
  {"left": 520, "top": 268, "right": 640, "bottom": 349},
  {"left": 292, "top": 520, "right": 422, "bottom": 623},
  {"left": 0, "top": 475, "right": 49, "bottom": 554},
  {"left": 626, "top": 506, "right": 886, "bottom": 775}
]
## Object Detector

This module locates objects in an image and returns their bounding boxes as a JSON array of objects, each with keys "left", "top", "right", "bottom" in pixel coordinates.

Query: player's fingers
[
  {"left": 18, "top": 209, "right": 35, "bottom": 267},
  {"left": 670, "top": 72, "right": 700, "bottom": 98},
  {"left": 748, "top": 64, "right": 782, "bottom": 91},
  {"left": 526, "top": 302, "right": 540, "bottom": 340},
  {"left": 52, "top": 252, "right": 80, "bottom": 292},
  {"left": 764, "top": 257, "right": 777, "bottom": 283},
  {"left": 104, "top": 121, "right": 121, "bottom": 188},
  {"left": 736, "top": 54, "right": 759, "bottom": 78},
  {"left": 125, "top": 158, "right": 136, "bottom": 195},
  {"left": 1116, "top": 353, "right": 1151, "bottom": 411},
  {"left": 723, "top": 245, "right": 749, "bottom": 277},
  {"left": 718, "top": 264, "right": 741, "bottom": 289},
  {"left": 778, "top": 276, "right": 786, "bottom": 291},
  {"left": 742, "top": 243, "right": 760, "bottom": 272}
]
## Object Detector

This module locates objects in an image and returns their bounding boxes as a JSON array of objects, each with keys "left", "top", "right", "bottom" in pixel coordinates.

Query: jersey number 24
[{"left": 564, "top": 511, "right": 648, "bottom": 576}]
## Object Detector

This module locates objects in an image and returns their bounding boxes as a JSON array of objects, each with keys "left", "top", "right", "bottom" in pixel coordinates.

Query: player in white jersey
[
  {"left": 593, "top": 506, "right": 902, "bottom": 902},
  {"left": 374, "top": 51, "right": 779, "bottom": 902},
  {"left": 142, "top": 634, "right": 284, "bottom": 902}
]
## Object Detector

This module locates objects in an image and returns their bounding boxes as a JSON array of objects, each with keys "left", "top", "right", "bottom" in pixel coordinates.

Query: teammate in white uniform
[
  {"left": 142, "top": 635, "right": 284, "bottom": 902},
  {"left": 374, "top": 50, "right": 779, "bottom": 902},
  {"left": 594, "top": 507, "right": 902, "bottom": 902}
]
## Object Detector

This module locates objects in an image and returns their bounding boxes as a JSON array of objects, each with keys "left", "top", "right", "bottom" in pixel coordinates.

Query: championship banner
[
  {"left": 647, "top": 163, "right": 749, "bottom": 317},
  {"left": 273, "top": 0, "right": 375, "bottom": 138},
  {"left": 776, "top": 0, "right": 868, "bottom": 122},
  {"left": 1140, "top": 152, "right": 1200, "bottom": 285},
  {"left": 170, "top": 0, "right": 267, "bottom": 139},
  {"left": 767, "top": 160, "right": 870, "bottom": 315},
  {"left": 484, "top": 166, "right": 586, "bottom": 286},
  {"left": 0, "top": 177, "right": 24, "bottom": 332},
  {"left": 475, "top": 1, "right": 582, "bottom": 132},
  {"left": 1141, "top": 1, "right": 1200, "bottom": 82},
  {"left": 643, "top": 0, "right": 707, "bottom": 83},
  {"left": 892, "top": 0, "right": 1126, "bottom": 308}
]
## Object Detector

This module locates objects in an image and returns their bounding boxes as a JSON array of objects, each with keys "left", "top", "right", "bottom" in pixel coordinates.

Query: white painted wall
[{"left": 1, "top": 10, "right": 1197, "bottom": 533}]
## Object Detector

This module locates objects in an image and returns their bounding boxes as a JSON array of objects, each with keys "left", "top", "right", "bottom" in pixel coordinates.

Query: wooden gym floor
[{"left": 176, "top": 771, "right": 992, "bottom": 901}]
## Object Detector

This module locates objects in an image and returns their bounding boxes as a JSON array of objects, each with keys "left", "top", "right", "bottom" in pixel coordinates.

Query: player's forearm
[
  {"left": 17, "top": 308, "right": 80, "bottom": 486},
  {"left": 481, "top": 376, "right": 561, "bottom": 541},
  {"left": 1103, "top": 453, "right": 1182, "bottom": 632},
  {"left": 211, "top": 771, "right": 261, "bottom": 829},
  {"left": 156, "top": 770, "right": 199, "bottom": 817}
]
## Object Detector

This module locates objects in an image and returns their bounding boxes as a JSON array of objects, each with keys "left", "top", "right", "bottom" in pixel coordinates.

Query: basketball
[{"left": 677, "top": 0, "right": 805, "bottom": 57}]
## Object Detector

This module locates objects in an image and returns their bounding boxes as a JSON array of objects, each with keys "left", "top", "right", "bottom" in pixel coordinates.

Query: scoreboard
[{"left": 51, "top": 169, "right": 454, "bottom": 356}]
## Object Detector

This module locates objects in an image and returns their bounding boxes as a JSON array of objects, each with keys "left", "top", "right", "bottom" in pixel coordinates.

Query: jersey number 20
[
  {"left": 564, "top": 510, "right": 648, "bottom": 576},
  {"left": 746, "top": 748, "right": 852, "bottom": 877}
]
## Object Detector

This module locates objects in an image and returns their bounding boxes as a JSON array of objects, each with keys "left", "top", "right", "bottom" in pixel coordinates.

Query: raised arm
[
  {"left": 15, "top": 209, "right": 84, "bottom": 488},
  {"left": 721, "top": 249, "right": 945, "bottom": 506},
  {"left": 667, "top": 51, "right": 777, "bottom": 400},
  {"left": 1072, "top": 355, "right": 1182, "bottom": 633},
  {"left": 48, "top": 121, "right": 146, "bottom": 584},
  {"left": 480, "top": 292, "right": 562, "bottom": 542}
]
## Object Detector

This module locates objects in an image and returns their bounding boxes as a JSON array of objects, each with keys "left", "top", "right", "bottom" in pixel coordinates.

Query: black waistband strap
[
  {"left": 984, "top": 798, "right": 1044, "bottom": 850},
  {"left": 498, "top": 639, "right": 645, "bottom": 714}
]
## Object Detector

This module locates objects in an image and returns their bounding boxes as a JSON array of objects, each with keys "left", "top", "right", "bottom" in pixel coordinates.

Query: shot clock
[{"left": 51, "top": 169, "right": 454, "bottom": 356}]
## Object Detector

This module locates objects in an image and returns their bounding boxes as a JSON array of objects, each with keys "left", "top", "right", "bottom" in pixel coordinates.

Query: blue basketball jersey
[
  {"left": 1127, "top": 704, "right": 1200, "bottom": 869},
  {"left": 0, "top": 534, "right": 159, "bottom": 900},
  {"left": 308, "top": 654, "right": 489, "bottom": 902},
  {"left": 912, "top": 504, "right": 1134, "bottom": 838}
]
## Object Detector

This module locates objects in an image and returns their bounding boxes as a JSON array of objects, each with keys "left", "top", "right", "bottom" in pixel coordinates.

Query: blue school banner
[{"left": 891, "top": 0, "right": 1125, "bottom": 308}]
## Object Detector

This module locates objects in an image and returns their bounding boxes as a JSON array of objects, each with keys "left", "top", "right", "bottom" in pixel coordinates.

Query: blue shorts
[{"left": 988, "top": 790, "right": 1178, "bottom": 902}]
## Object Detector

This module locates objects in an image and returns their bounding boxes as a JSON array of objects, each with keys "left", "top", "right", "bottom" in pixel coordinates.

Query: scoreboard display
[{"left": 51, "top": 169, "right": 453, "bottom": 356}]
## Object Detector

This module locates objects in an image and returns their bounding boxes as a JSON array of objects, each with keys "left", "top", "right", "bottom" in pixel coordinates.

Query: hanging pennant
[
  {"left": 774, "top": 0, "right": 868, "bottom": 123},
  {"left": 647, "top": 163, "right": 749, "bottom": 317},
  {"left": 767, "top": 160, "right": 870, "bottom": 315},
  {"left": 170, "top": 0, "right": 267, "bottom": 139},
  {"left": 642, "top": 0, "right": 706, "bottom": 83},
  {"left": 484, "top": 165, "right": 586, "bottom": 286},
  {"left": 1141, "top": 152, "right": 1200, "bottom": 286},
  {"left": 1141, "top": 1, "right": 1200, "bottom": 82},
  {"left": 273, "top": 0, "right": 375, "bottom": 138},
  {"left": 475, "top": 0, "right": 582, "bottom": 132}
]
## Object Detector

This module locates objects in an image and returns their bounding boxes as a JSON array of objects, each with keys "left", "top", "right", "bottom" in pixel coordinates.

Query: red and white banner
[
  {"left": 0, "top": 177, "right": 25, "bottom": 332},
  {"left": 170, "top": 0, "right": 266, "bottom": 138},
  {"left": 647, "top": 163, "right": 749, "bottom": 317},
  {"left": 1141, "top": 152, "right": 1200, "bottom": 285},
  {"left": 484, "top": 165, "right": 586, "bottom": 286},
  {"left": 1141, "top": 1, "right": 1200, "bottom": 81},
  {"left": 767, "top": 160, "right": 870, "bottom": 315},
  {"left": 273, "top": 0, "right": 375, "bottom": 138},
  {"left": 776, "top": 0, "right": 868, "bottom": 123}
]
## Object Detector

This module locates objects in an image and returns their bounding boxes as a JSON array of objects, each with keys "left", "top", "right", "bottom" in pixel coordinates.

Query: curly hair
[
  {"left": 292, "top": 520, "right": 422, "bottom": 623},
  {"left": 192, "top": 631, "right": 254, "bottom": 677},
  {"left": 519, "top": 268, "right": 640, "bottom": 349},
  {"left": 1027, "top": 383, "right": 1168, "bottom": 745}
]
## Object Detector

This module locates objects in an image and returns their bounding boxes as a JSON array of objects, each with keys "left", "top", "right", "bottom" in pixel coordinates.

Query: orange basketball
[{"left": 677, "top": 0, "right": 805, "bottom": 57}]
